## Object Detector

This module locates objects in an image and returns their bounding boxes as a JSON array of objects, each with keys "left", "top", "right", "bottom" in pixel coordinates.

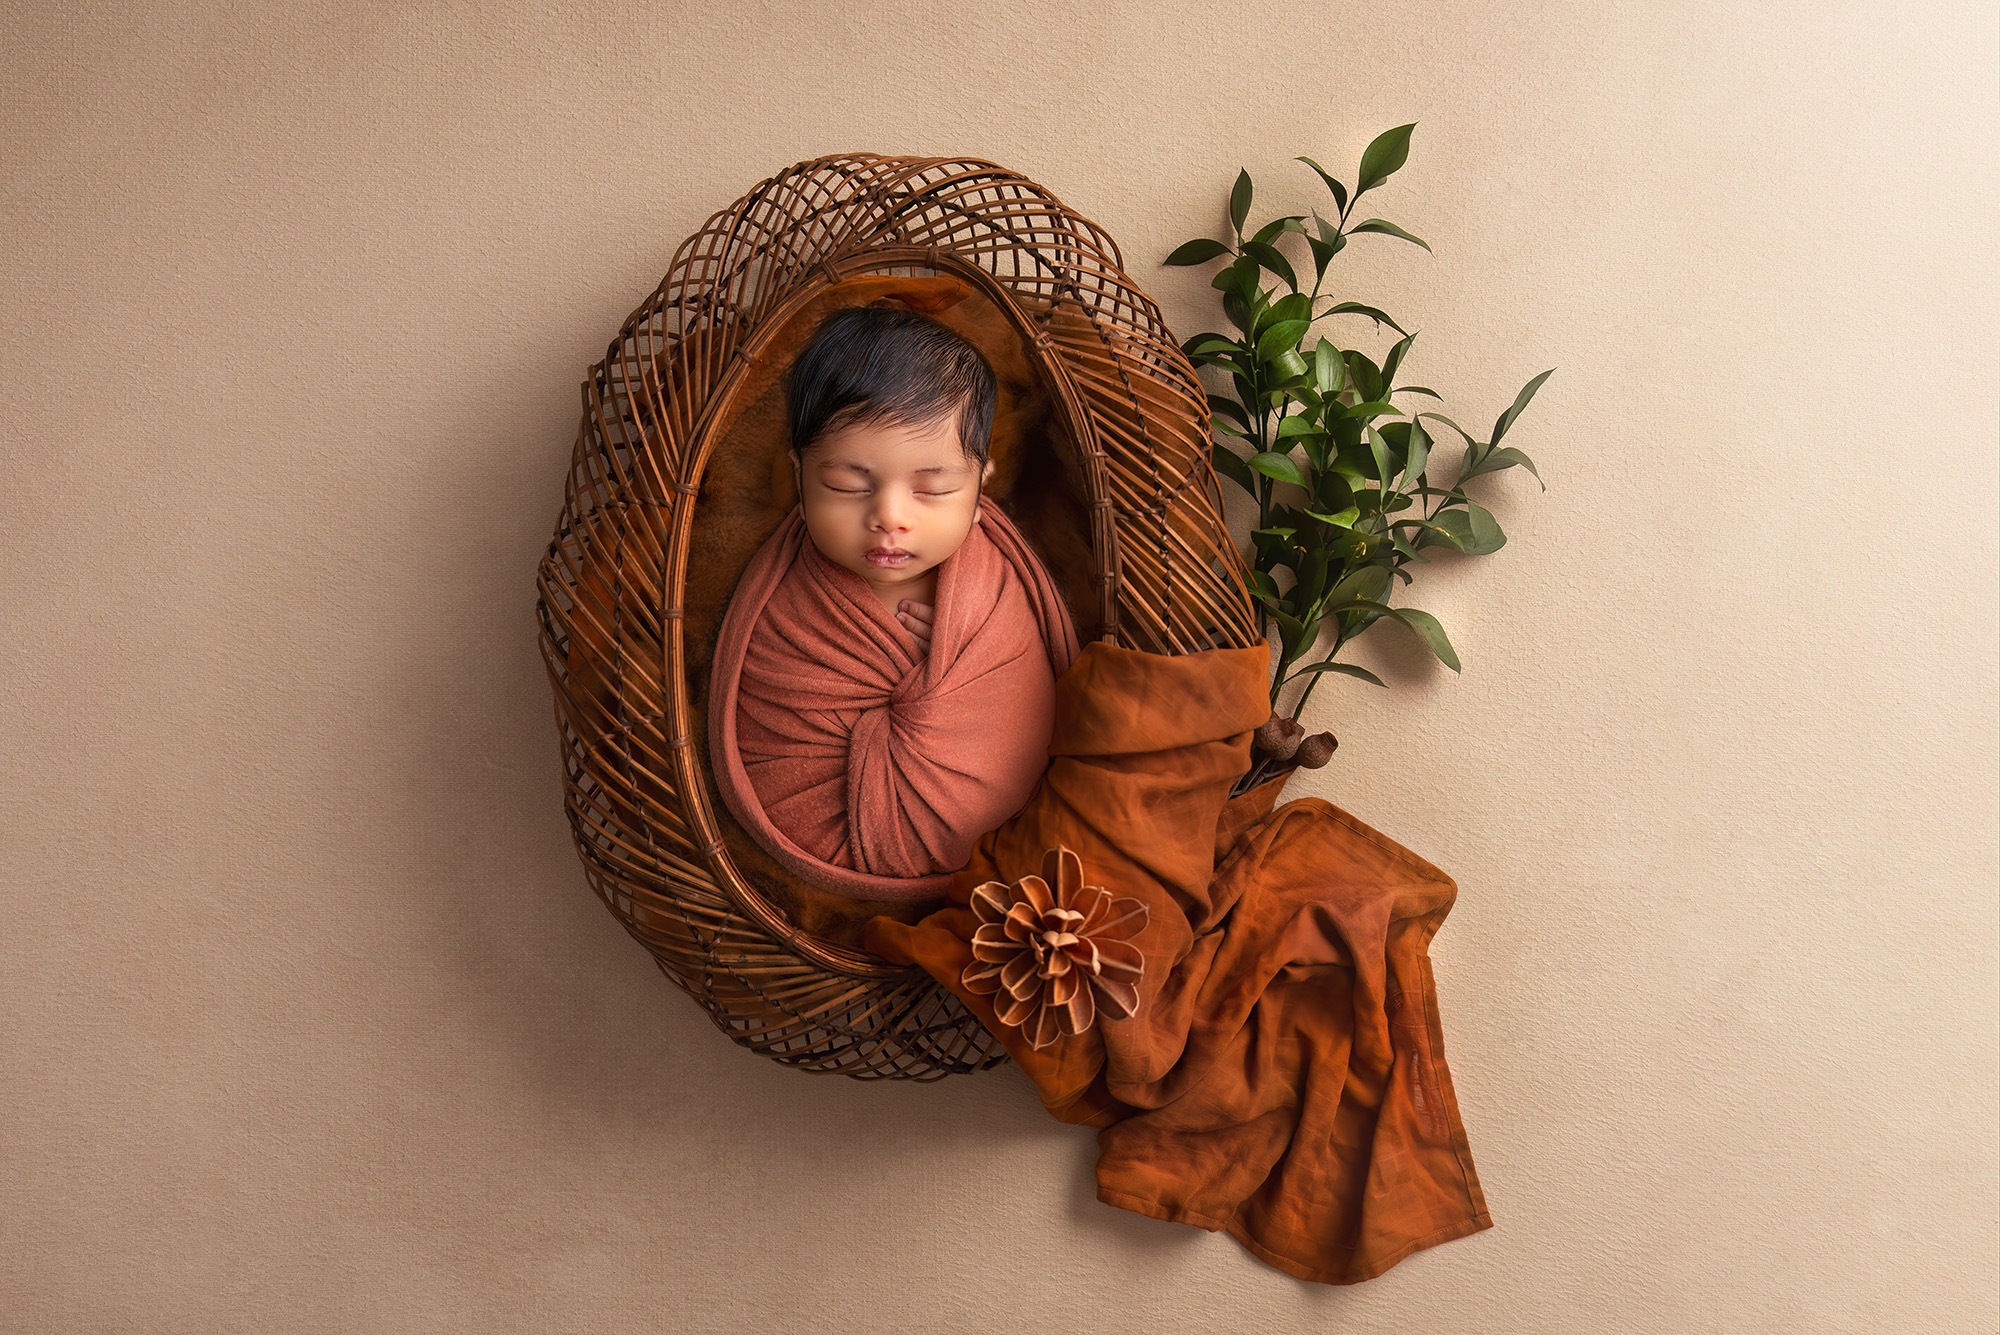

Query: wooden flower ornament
[{"left": 960, "top": 845, "right": 1149, "bottom": 1050}]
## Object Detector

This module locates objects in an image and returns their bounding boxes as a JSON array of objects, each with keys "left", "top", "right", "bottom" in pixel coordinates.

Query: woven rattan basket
[{"left": 535, "top": 153, "right": 1265, "bottom": 1080}]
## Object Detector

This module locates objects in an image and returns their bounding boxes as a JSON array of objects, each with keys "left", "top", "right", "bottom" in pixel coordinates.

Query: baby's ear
[{"left": 980, "top": 458, "right": 994, "bottom": 486}]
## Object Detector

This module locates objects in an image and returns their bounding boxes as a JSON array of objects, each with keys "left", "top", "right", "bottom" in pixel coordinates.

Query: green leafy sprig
[{"left": 1165, "top": 124, "right": 1554, "bottom": 759}]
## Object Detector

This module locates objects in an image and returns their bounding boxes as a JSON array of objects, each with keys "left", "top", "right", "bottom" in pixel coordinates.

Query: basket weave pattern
[{"left": 536, "top": 154, "right": 1259, "bottom": 1079}]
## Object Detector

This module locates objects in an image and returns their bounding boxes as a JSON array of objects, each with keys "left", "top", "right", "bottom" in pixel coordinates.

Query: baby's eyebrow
[{"left": 817, "top": 460, "right": 958, "bottom": 475}]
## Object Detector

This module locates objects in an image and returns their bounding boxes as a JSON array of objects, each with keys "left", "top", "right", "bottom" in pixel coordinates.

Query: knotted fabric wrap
[
  {"left": 709, "top": 493, "right": 1081, "bottom": 901},
  {"left": 861, "top": 640, "right": 1492, "bottom": 1285}
]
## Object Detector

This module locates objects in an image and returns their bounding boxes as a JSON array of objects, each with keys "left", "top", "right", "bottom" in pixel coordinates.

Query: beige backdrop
[{"left": 4, "top": 2, "right": 1995, "bottom": 1331}]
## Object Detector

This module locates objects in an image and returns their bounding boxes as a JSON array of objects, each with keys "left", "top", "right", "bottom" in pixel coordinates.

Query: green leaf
[
  {"left": 1263, "top": 292, "right": 1313, "bottom": 327},
  {"left": 1222, "top": 290, "right": 1254, "bottom": 337},
  {"left": 1459, "top": 439, "right": 1493, "bottom": 478},
  {"left": 1316, "top": 468, "right": 1355, "bottom": 513},
  {"left": 1307, "top": 234, "right": 1337, "bottom": 281},
  {"left": 1299, "top": 425, "right": 1332, "bottom": 470},
  {"left": 1267, "top": 348, "right": 1309, "bottom": 383},
  {"left": 1255, "top": 319, "right": 1312, "bottom": 360},
  {"left": 1356, "top": 122, "right": 1417, "bottom": 197},
  {"left": 1268, "top": 605, "right": 1309, "bottom": 658},
  {"left": 1320, "top": 301, "right": 1410, "bottom": 337},
  {"left": 1210, "top": 441, "right": 1255, "bottom": 492},
  {"left": 1294, "top": 156, "right": 1350, "bottom": 215},
  {"left": 1251, "top": 214, "right": 1307, "bottom": 246},
  {"left": 1244, "top": 569, "right": 1283, "bottom": 602},
  {"left": 1165, "top": 237, "right": 1232, "bottom": 266},
  {"left": 1399, "top": 517, "right": 1461, "bottom": 552},
  {"left": 1327, "top": 564, "right": 1392, "bottom": 607},
  {"left": 1290, "top": 660, "right": 1388, "bottom": 689},
  {"left": 1493, "top": 367, "right": 1556, "bottom": 443},
  {"left": 1365, "top": 425, "right": 1394, "bottom": 488},
  {"left": 1416, "top": 512, "right": 1471, "bottom": 551},
  {"left": 1275, "top": 414, "right": 1320, "bottom": 439},
  {"left": 1249, "top": 451, "right": 1311, "bottom": 488},
  {"left": 1392, "top": 385, "right": 1442, "bottom": 400},
  {"left": 1298, "top": 607, "right": 1324, "bottom": 649},
  {"left": 1188, "top": 349, "right": 1248, "bottom": 375},
  {"left": 1241, "top": 240, "right": 1299, "bottom": 293},
  {"left": 1209, "top": 396, "right": 1252, "bottom": 428},
  {"left": 1340, "top": 400, "right": 1399, "bottom": 419},
  {"left": 1455, "top": 441, "right": 1496, "bottom": 483},
  {"left": 1212, "top": 252, "right": 1262, "bottom": 300},
  {"left": 1425, "top": 505, "right": 1505, "bottom": 555},
  {"left": 1251, "top": 534, "right": 1300, "bottom": 574},
  {"left": 1229, "top": 168, "right": 1253, "bottom": 236},
  {"left": 1381, "top": 330, "right": 1417, "bottom": 387},
  {"left": 1349, "top": 218, "right": 1432, "bottom": 252},
  {"left": 1311, "top": 213, "right": 1349, "bottom": 265},
  {"left": 1484, "top": 446, "right": 1547, "bottom": 491},
  {"left": 1210, "top": 414, "right": 1249, "bottom": 437},
  {"left": 1294, "top": 547, "right": 1331, "bottom": 606},
  {"left": 1465, "top": 500, "right": 1506, "bottom": 553},
  {"left": 1349, "top": 599, "right": 1460, "bottom": 671},
  {"left": 1403, "top": 416, "right": 1431, "bottom": 484},
  {"left": 1415, "top": 410, "right": 1476, "bottom": 443},
  {"left": 1270, "top": 502, "right": 1314, "bottom": 529},
  {"left": 1313, "top": 338, "right": 1344, "bottom": 394},
  {"left": 1305, "top": 506, "right": 1359, "bottom": 528}
]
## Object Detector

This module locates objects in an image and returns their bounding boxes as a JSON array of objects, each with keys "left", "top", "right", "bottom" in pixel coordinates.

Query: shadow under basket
[{"left": 535, "top": 153, "right": 1278, "bottom": 1080}]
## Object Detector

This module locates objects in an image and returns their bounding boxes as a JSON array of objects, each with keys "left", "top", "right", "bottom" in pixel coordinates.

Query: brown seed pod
[
  {"left": 1253, "top": 714, "right": 1306, "bottom": 760},
  {"left": 1294, "top": 732, "right": 1339, "bottom": 769}
]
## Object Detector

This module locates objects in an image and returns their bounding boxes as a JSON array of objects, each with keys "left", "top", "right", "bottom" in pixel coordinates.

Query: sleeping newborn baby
[{"left": 707, "top": 305, "right": 1082, "bottom": 900}]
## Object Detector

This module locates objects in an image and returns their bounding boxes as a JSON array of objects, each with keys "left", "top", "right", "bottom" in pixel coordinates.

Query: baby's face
[{"left": 789, "top": 413, "right": 995, "bottom": 603}]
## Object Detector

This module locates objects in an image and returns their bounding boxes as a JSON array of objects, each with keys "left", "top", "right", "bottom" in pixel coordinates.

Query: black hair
[{"left": 786, "top": 306, "right": 997, "bottom": 466}]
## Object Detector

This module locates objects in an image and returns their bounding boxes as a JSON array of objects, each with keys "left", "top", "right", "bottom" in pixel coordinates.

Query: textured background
[{"left": 3, "top": 2, "right": 1995, "bottom": 1331}]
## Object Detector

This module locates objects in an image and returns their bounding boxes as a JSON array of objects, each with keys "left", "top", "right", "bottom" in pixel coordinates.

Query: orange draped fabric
[
  {"left": 709, "top": 494, "right": 1081, "bottom": 901},
  {"left": 861, "top": 640, "right": 1492, "bottom": 1284}
]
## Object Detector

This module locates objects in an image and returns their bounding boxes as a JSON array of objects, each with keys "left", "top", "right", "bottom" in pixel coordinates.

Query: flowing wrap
[
  {"left": 709, "top": 494, "right": 1082, "bottom": 901},
  {"left": 861, "top": 641, "right": 1492, "bottom": 1285}
]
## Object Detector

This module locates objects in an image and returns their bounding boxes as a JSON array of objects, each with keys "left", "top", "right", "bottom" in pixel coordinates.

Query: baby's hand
[{"left": 896, "top": 600, "right": 934, "bottom": 649}]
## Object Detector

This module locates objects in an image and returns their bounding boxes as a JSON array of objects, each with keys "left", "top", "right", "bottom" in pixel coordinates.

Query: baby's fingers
[{"left": 895, "top": 603, "right": 934, "bottom": 647}]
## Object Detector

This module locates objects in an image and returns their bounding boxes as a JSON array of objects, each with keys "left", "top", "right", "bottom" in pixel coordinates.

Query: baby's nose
[{"left": 870, "top": 496, "right": 913, "bottom": 530}]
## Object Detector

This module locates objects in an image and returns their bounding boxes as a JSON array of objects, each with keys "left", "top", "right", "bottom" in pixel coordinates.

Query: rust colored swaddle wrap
[{"left": 709, "top": 493, "right": 1082, "bottom": 901}]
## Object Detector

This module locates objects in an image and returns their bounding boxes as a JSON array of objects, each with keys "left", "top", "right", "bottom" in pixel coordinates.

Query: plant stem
[
  {"left": 1286, "top": 629, "right": 1345, "bottom": 721},
  {"left": 1291, "top": 667, "right": 1323, "bottom": 719}
]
